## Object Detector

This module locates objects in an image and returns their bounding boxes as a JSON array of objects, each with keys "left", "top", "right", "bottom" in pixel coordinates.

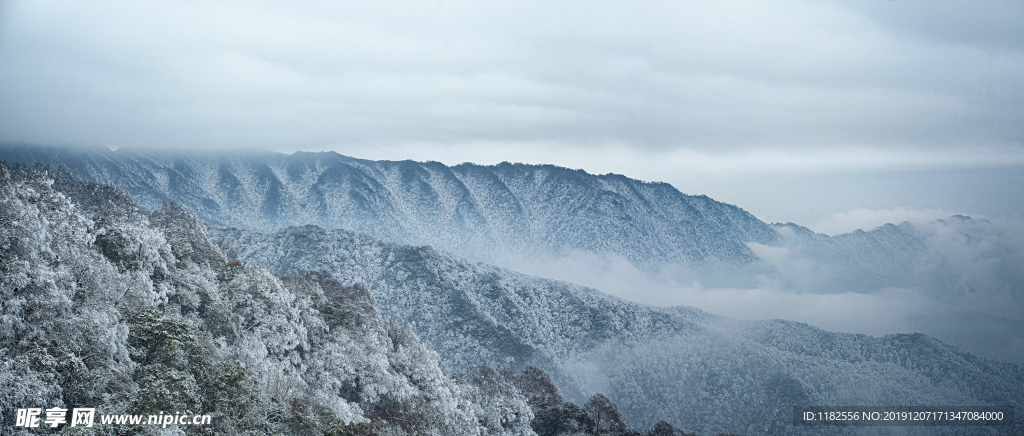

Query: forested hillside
[{"left": 2, "top": 163, "right": 596, "bottom": 435}]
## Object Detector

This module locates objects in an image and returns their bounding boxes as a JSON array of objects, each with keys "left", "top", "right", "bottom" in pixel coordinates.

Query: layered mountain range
[{"left": 3, "top": 143, "right": 1023, "bottom": 434}]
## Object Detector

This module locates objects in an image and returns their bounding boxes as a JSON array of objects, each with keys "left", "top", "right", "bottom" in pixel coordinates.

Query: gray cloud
[{"left": 1, "top": 0, "right": 1022, "bottom": 156}]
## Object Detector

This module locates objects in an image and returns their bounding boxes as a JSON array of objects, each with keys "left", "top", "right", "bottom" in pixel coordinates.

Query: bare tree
[{"left": 583, "top": 393, "right": 626, "bottom": 435}]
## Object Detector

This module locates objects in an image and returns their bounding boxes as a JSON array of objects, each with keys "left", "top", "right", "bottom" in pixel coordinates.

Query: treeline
[{"left": 0, "top": 162, "right": 731, "bottom": 436}]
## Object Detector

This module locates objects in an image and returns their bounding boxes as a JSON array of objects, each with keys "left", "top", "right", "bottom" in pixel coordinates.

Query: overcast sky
[{"left": 1, "top": 0, "right": 1022, "bottom": 231}]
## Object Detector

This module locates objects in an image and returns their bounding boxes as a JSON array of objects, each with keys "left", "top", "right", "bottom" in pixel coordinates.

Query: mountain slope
[
  {"left": 210, "top": 225, "right": 704, "bottom": 378},
  {"left": 213, "top": 224, "right": 1024, "bottom": 435}
]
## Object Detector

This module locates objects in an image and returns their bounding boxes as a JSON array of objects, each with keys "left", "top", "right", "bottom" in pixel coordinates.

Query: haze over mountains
[{"left": 2, "top": 142, "right": 1022, "bottom": 367}]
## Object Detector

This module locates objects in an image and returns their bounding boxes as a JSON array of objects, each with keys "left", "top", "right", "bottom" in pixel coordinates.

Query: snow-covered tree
[{"left": 0, "top": 163, "right": 546, "bottom": 435}]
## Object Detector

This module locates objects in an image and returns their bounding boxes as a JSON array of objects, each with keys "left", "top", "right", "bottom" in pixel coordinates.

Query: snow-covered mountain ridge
[
  {"left": 0, "top": 143, "right": 984, "bottom": 296},
  {"left": 0, "top": 143, "right": 784, "bottom": 288}
]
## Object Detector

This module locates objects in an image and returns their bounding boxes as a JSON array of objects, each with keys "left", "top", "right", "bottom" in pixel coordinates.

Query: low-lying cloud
[
  {"left": 511, "top": 251, "right": 935, "bottom": 336},
  {"left": 512, "top": 215, "right": 1024, "bottom": 365}
]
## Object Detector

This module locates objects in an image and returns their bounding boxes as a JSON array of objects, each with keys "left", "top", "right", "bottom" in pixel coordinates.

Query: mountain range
[{"left": 0, "top": 143, "right": 785, "bottom": 288}]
